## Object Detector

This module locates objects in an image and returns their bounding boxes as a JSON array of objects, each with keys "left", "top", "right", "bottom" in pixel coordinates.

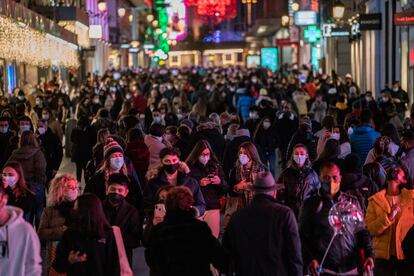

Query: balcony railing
[{"left": 0, "top": 0, "right": 77, "bottom": 45}]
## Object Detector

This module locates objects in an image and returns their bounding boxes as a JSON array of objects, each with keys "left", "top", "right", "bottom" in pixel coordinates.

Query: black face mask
[
  {"left": 107, "top": 193, "right": 124, "bottom": 207},
  {"left": 163, "top": 163, "right": 180, "bottom": 174}
]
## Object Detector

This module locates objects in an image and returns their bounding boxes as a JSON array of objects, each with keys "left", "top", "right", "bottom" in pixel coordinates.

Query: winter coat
[
  {"left": 237, "top": 94, "right": 255, "bottom": 121},
  {"left": 8, "top": 146, "right": 47, "bottom": 185},
  {"left": 144, "top": 170, "right": 206, "bottom": 216},
  {"left": 276, "top": 164, "right": 320, "bottom": 218},
  {"left": 253, "top": 126, "right": 278, "bottom": 156},
  {"left": 310, "top": 100, "right": 327, "bottom": 123},
  {"left": 125, "top": 140, "right": 150, "bottom": 187},
  {"left": 144, "top": 135, "right": 167, "bottom": 172},
  {"left": 145, "top": 210, "right": 227, "bottom": 276},
  {"left": 292, "top": 90, "right": 310, "bottom": 115},
  {"left": 223, "top": 194, "right": 303, "bottom": 276},
  {"left": 0, "top": 206, "right": 41, "bottom": 276},
  {"left": 189, "top": 161, "right": 228, "bottom": 210},
  {"left": 5, "top": 186, "right": 36, "bottom": 218},
  {"left": 103, "top": 198, "right": 141, "bottom": 264},
  {"left": 350, "top": 124, "right": 380, "bottom": 162},
  {"left": 53, "top": 228, "right": 120, "bottom": 276},
  {"left": 400, "top": 148, "right": 414, "bottom": 188},
  {"left": 299, "top": 190, "right": 374, "bottom": 273},
  {"left": 365, "top": 188, "right": 414, "bottom": 260},
  {"left": 0, "top": 131, "right": 15, "bottom": 168},
  {"left": 340, "top": 171, "right": 378, "bottom": 211},
  {"left": 71, "top": 127, "right": 94, "bottom": 165},
  {"left": 39, "top": 128, "right": 63, "bottom": 180},
  {"left": 274, "top": 111, "right": 299, "bottom": 150}
]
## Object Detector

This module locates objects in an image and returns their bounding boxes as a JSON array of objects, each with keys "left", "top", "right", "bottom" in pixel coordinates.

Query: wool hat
[
  {"left": 104, "top": 137, "right": 124, "bottom": 160},
  {"left": 252, "top": 171, "right": 276, "bottom": 192}
]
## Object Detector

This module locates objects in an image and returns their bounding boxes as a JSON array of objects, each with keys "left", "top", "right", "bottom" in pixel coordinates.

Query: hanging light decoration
[
  {"left": 97, "top": 0, "right": 107, "bottom": 13},
  {"left": 0, "top": 16, "right": 79, "bottom": 68},
  {"left": 184, "top": 0, "right": 237, "bottom": 24}
]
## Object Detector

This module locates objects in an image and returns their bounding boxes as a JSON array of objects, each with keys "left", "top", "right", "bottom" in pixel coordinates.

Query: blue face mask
[
  {"left": 153, "top": 116, "right": 161, "bottom": 124},
  {"left": 0, "top": 127, "right": 8, "bottom": 134},
  {"left": 20, "top": 125, "right": 31, "bottom": 132}
]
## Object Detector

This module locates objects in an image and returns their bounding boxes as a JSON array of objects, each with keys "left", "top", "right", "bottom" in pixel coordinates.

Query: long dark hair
[
  {"left": 74, "top": 194, "right": 112, "bottom": 239},
  {"left": 185, "top": 140, "right": 219, "bottom": 167},
  {"left": 237, "top": 142, "right": 266, "bottom": 168}
]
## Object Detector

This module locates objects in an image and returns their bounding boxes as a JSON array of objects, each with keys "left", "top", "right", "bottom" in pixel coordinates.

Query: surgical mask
[
  {"left": 110, "top": 157, "right": 124, "bottom": 171},
  {"left": 163, "top": 163, "right": 180, "bottom": 174},
  {"left": 3, "top": 176, "right": 17, "bottom": 187},
  {"left": 107, "top": 193, "right": 124, "bottom": 206},
  {"left": 365, "top": 96, "right": 372, "bottom": 102},
  {"left": 93, "top": 98, "right": 100, "bottom": 104},
  {"left": 293, "top": 154, "right": 307, "bottom": 166},
  {"left": 42, "top": 114, "right": 50, "bottom": 120},
  {"left": 0, "top": 127, "right": 8, "bottom": 134},
  {"left": 35, "top": 99, "right": 42, "bottom": 105},
  {"left": 347, "top": 127, "right": 354, "bottom": 135},
  {"left": 382, "top": 97, "right": 389, "bottom": 102},
  {"left": 263, "top": 122, "right": 271, "bottom": 129},
  {"left": 153, "top": 116, "right": 161, "bottom": 124},
  {"left": 249, "top": 112, "right": 258, "bottom": 119},
  {"left": 331, "top": 133, "right": 340, "bottom": 140},
  {"left": 18, "top": 95, "right": 25, "bottom": 101},
  {"left": 393, "top": 87, "right": 399, "bottom": 92},
  {"left": 239, "top": 154, "right": 250, "bottom": 165},
  {"left": 125, "top": 94, "right": 132, "bottom": 100},
  {"left": 199, "top": 156, "right": 209, "bottom": 165},
  {"left": 20, "top": 125, "right": 31, "bottom": 132},
  {"left": 63, "top": 190, "right": 78, "bottom": 202},
  {"left": 251, "top": 78, "right": 258, "bottom": 83},
  {"left": 176, "top": 114, "right": 184, "bottom": 120},
  {"left": 38, "top": 127, "right": 46, "bottom": 135}
]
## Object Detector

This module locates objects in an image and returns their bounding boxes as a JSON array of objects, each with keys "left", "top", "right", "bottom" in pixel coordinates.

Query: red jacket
[{"left": 132, "top": 95, "right": 147, "bottom": 114}]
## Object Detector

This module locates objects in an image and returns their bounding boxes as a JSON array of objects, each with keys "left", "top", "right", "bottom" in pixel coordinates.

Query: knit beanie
[{"left": 104, "top": 137, "right": 124, "bottom": 160}]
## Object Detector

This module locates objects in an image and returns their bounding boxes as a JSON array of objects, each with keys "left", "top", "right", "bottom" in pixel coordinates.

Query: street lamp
[
  {"left": 118, "top": 7, "right": 126, "bottom": 17},
  {"left": 97, "top": 0, "right": 107, "bottom": 13},
  {"left": 281, "top": 15, "right": 290, "bottom": 26},
  {"left": 146, "top": 14, "right": 154, "bottom": 22},
  {"left": 291, "top": 2, "right": 300, "bottom": 12},
  {"left": 332, "top": 0, "right": 345, "bottom": 21}
]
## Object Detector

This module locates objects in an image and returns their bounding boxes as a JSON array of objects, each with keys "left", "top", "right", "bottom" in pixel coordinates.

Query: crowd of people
[{"left": 1, "top": 65, "right": 414, "bottom": 275}]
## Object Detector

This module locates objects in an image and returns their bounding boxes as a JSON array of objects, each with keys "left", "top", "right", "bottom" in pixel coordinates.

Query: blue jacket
[
  {"left": 350, "top": 125, "right": 380, "bottom": 162},
  {"left": 237, "top": 94, "right": 255, "bottom": 121}
]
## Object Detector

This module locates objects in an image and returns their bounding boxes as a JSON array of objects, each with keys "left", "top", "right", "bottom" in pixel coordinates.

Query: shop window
[
  {"left": 225, "top": 54, "right": 232, "bottom": 61},
  {"left": 172, "top": 56, "right": 178, "bottom": 63},
  {"left": 237, "top": 53, "right": 243, "bottom": 62}
]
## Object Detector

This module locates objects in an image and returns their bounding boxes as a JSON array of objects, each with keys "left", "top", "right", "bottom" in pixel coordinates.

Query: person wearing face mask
[
  {"left": 103, "top": 173, "right": 141, "bottom": 267},
  {"left": 38, "top": 174, "right": 79, "bottom": 275},
  {"left": 276, "top": 144, "right": 320, "bottom": 219},
  {"left": 378, "top": 91, "right": 399, "bottom": 126},
  {"left": 37, "top": 119, "right": 63, "bottom": 183},
  {"left": 85, "top": 137, "right": 143, "bottom": 213},
  {"left": 366, "top": 166, "right": 414, "bottom": 275},
  {"left": 253, "top": 117, "right": 278, "bottom": 177},
  {"left": 224, "top": 142, "right": 267, "bottom": 227},
  {"left": 390, "top": 81, "right": 409, "bottom": 122},
  {"left": 0, "top": 117, "right": 16, "bottom": 169},
  {"left": 41, "top": 107, "right": 64, "bottom": 142},
  {"left": 144, "top": 147, "right": 205, "bottom": 217},
  {"left": 244, "top": 106, "right": 261, "bottom": 137},
  {"left": 2, "top": 161, "right": 35, "bottom": 222},
  {"left": 17, "top": 116, "right": 33, "bottom": 134},
  {"left": 186, "top": 140, "right": 227, "bottom": 238},
  {"left": 300, "top": 162, "right": 374, "bottom": 276}
]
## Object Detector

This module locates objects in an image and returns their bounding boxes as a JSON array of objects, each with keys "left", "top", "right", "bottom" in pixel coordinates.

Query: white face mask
[
  {"left": 331, "top": 133, "right": 340, "bottom": 140},
  {"left": 263, "top": 122, "right": 271, "bottom": 129},
  {"left": 393, "top": 87, "right": 399, "bottom": 92},
  {"left": 293, "top": 154, "right": 307, "bottom": 166},
  {"left": 38, "top": 127, "right": 46, "bottom": 135},
  {"left": 42, "top": 114, "right": 50, "bottom": 120},
  {"left": 382, "top": 97, "right": 389, "bottom": 102},
  {"left": 63, "top": 190, "right": 78, "bottom": 202},
  {"left": 3, "top": 176, "right": 17, "bottom": 187},
  {"left": 239, "top": 154, "right": 250, "bottom": 165},
  {"left": 347, "top": 127, "right": 354, "bottom": 135},
  {"left": 199, "top": 156, "right": 210, "bottom": 165},
  {"left": 249, "top": 112, "right": 258, "bottom": 119},
  {"left": 110, "top": 157, "right": 124, "bottom": 171}
]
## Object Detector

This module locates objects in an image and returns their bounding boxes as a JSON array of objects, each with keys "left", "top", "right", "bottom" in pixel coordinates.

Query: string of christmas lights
[{"left": 0, "top": 15, "right": 79, "bottom": 68}]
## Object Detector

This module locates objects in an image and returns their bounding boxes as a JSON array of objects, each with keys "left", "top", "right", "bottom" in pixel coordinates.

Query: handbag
[{"left": 112, "top": 226, "right": 133, "bottom": 276}]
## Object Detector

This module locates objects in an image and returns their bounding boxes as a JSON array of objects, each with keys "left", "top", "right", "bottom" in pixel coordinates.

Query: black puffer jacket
[
  {"left": 276, "top": 163, "right": 320, "bottom": 218},
  {"left": 189, "top": 161, "right": 228, "bottom": 210},
  {"left": 299, "top": 190, "right": 375, "bottom": 274}
]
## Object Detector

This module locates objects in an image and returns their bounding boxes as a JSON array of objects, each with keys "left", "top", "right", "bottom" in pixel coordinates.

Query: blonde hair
[{"left": 47, "top": 173, "right": 78, "bottom": 206}]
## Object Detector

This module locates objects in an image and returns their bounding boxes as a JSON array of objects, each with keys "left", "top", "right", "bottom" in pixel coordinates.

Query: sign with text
[
  {"left": 359, "top": 13, "right": 382, "bottom": 30},
  {"left": 261, "top": 48, "right": 278, "bottom": 72},
  {"left": 322, "top": 24, "right": 350, "bottom": 37},
  {"left": 394, "top": 11, "right": 414, "bottom": 26},
  {"left": 294, "top": 11, "right": 318, "bottom": 26}
]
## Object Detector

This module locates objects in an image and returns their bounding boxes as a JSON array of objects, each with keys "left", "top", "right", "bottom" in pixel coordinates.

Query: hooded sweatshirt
[
  {"left": 0, "top": 206, "right": 41, "bottom": 276},
  {"left": 7, "top": 146, "right": 47, "bottom": 184}
]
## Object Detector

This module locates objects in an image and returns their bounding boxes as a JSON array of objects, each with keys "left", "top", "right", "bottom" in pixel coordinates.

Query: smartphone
[{"left": 154, "top": 203, "right": 166, "bottom": 219}]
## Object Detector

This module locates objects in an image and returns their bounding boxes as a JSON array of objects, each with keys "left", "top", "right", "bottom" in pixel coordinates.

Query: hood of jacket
[
  {"left": 11, "top": 146, "right": 42, "bottom": 160},
  {"left": 2, "top": 205, "right": 24, "bottom": 227},
  {"left": 144, "top": 135, "right": 163, "bottom": 147}
]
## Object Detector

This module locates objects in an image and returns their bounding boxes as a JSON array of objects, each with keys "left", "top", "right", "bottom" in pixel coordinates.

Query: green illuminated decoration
[{"left": 304, "top": 25, "right": 321, "bottom": 43}]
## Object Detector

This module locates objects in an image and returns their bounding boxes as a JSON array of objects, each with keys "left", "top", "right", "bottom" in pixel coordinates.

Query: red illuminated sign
[
  {"left": 394, "top": 11, "right": 414, "bottom": 26},
  {"left": 409, "top": 48, "right": 414, "bottom": 67}
]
